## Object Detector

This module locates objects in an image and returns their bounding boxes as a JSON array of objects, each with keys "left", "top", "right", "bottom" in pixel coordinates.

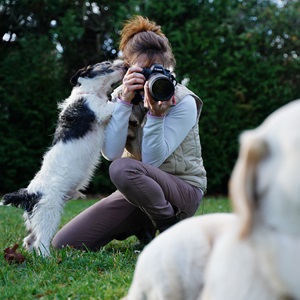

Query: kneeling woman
[{"left": 52, "top": 15, "right": 207, "bottom": 250}]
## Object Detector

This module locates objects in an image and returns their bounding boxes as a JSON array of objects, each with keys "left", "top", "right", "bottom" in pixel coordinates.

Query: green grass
[{"left": 0, "top": 197, "right": 231, "bottom": 299}]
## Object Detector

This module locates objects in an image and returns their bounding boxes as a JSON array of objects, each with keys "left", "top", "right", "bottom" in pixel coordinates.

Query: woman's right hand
[{"left": 121, "top": 66, "right": 145, "bottom": 103}]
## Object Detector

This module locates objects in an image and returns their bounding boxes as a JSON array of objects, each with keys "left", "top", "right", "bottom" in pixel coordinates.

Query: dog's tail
[
  {"left": 2, "top": 189, "right": 41, "bottom": 213},
  {"left": 229, "top": 130, "right": 269, "bottom": 239}
]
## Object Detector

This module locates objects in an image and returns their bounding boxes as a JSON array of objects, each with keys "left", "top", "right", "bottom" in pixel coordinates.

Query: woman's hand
[
  {"left": 121, "top": 66, "right": 145, "bottom": 103},
  {"left": 144, "top": 82, "right": 173, "bottom": 117}
]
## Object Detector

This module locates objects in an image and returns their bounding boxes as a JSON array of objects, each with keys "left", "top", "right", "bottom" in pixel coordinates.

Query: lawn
[{"left": 0, "top": 197, "right": 231, "bottom": 300}]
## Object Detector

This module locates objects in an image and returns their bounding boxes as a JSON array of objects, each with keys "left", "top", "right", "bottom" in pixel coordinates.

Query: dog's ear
[
  {"left": 229, "top": 130, "right": 269, "bottom": 239},
  {"left": 70, "top": 70, "right": 81, "bottom": 86},
  {"left": 70, "top": 65, "right": 93, "bottom": 86}
]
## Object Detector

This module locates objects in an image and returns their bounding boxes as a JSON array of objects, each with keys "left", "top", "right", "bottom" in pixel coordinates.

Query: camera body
[{"left": 131, "top": 64, "right": 177, "bottom": 105}]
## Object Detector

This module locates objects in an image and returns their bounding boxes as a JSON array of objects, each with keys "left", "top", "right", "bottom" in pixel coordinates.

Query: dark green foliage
[
  {"left": 0, "top": 33, "right": 65, "bottom": 190},
  {"left": 0, "top": 0, "right": 141, "bottom": 193},
  {"left": 0, "top": 0, "right": 299, "bottom": 195}
]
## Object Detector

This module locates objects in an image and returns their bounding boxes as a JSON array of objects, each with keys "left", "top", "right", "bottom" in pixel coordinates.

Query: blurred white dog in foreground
[
  {"left": 122, "top": 213, "right": 236, "bottom": 300},
  {"left": 201, "top": 99, "right": 300, "bottom": 300},
  {"left": 122, "top": 99, "right": 300, "bottom": 300},
  {"left": 2, "top": 60, "right": 125, "bottom": 256}
]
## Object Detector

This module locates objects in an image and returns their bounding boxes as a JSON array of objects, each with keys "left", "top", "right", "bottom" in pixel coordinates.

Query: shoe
[
  {"left": 152, "top": 211, "right": 188, "bottom": 233},
  {"left": 134, "top": 227, "right": 157, "bottom": 249}
]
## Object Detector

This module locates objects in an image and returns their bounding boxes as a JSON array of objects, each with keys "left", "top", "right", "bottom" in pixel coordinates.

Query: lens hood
[{"left": 148, "top": 74, "right": 175, "bottom": 101}]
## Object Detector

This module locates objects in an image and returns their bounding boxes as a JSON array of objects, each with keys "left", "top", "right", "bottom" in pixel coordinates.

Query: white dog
[
  {"left": 122, "top": 99, "right": 300, "bottom": 300},
  {"left": 1, "top": 60, "right": 126, "bottom": 256},
  {"left": 122, "top": 213, "right": 236, "bottom": 300},
  {"left": 201, "top": 99, "right": 300, "bottom": 300}
]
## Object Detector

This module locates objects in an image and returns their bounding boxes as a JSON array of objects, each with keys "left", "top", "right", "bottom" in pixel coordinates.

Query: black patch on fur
[
  {"left": 53, "top": 98, "right": 96, "bottom": 145},
  {"left": 3, "top": 188, "right": 42, "bottom": 216},
  {"left": 70, "top": 61, "right": 114, "bottom": 86}
]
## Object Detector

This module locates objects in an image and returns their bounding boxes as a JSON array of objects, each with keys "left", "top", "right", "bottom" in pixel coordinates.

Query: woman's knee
[
  {"left": 51, "top": 231, "right": 67, "bottom": 249},
  {"left": 109, "top": 158, "right": 140, "bottom": 186}
]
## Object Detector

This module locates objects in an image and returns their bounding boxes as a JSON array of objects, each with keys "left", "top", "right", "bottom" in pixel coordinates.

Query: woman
[{"left": 52, "top": 15, "right": 206, "bottom": 250}]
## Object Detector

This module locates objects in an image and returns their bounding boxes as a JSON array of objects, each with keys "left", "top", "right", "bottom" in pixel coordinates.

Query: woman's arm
[
  {"left": 102, "top": 66, "right": 145, "bottom": 160},
  {"left": 101, "top": 99, "right": 132, "bottom": 161},
  {"left": 142, "top": 95, "right": 197, "bottom": 167}
]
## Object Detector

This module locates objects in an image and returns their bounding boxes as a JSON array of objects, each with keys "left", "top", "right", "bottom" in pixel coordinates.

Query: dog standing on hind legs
[{"left": 1, "top": 60, "right": 126, "bottom": 257}]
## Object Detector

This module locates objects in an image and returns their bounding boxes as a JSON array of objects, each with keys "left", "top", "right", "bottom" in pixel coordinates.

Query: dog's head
[
  {"left": 230, "top": 99, "right": 300, "bottom": 238},
  {"left": 70, "top": 59, "right": 126, "bottom": 97}
]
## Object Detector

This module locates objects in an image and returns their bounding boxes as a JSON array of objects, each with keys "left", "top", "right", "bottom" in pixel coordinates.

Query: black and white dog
[{"left": 1, "top": 60, "right": 126, "bottom": 256}]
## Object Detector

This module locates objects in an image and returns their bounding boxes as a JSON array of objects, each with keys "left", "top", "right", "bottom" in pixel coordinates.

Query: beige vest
[{"left": 112, "top": 84, "right": 207, "bottom": 192}]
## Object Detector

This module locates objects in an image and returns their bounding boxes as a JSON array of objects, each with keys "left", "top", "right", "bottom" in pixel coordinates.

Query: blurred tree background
[{"left": 0, "top": 0, "right": 299, "bottom": 196}]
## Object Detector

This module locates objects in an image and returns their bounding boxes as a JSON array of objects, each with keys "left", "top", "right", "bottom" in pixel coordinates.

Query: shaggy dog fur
[
  {"left": 122, "top": 99, "right": 300, "bottom": 300},
  {"left": 1, "top": 60, "right": 126, "bottom": 256}
]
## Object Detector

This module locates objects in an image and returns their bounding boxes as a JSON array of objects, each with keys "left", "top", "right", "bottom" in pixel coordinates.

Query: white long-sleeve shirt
[{"left": 101, "top": 95, "right": 197, "bottom": 167}]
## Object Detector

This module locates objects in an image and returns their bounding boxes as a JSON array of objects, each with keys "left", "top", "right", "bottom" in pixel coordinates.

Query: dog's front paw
[{"left": 98, "top": 103, "right": 115, "bottom": 124}]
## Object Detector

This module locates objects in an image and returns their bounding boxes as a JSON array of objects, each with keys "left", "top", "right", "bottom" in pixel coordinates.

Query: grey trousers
[{"left": 52, "top": 158, "right": 203, "bottom": 250}]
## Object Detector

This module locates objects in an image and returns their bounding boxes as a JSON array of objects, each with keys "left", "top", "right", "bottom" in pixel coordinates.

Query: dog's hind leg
[
  {"left": 22, "top": 211, "right": 37, "bottom": 253},
  {"left": 29, "top": 196, "right": 65, "bottom": 256},
  {"left": 23, "top": 231, "right": 37, "bottom": 253},
  {"left": 2, "top": 190, "right": 41, "bottom": 253}
]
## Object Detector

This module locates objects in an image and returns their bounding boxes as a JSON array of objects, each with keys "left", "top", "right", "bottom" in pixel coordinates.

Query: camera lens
[{"left": 148, "top": 74, "right": 175, "bottom": 101}]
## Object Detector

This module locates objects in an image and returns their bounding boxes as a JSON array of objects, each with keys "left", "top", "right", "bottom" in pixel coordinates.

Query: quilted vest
[{"left": 112, "top": 83, "right": 207, "bottom": 192}]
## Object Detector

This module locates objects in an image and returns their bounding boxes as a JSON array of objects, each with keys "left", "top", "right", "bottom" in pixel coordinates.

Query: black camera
[{"left": 131, "top": 64, "right": 177, "bottom": 105}]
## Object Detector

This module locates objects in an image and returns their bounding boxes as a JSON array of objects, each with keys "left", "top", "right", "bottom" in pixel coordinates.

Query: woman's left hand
[{"left": 143, "top": 82, "right": 173, "bottom": 117}]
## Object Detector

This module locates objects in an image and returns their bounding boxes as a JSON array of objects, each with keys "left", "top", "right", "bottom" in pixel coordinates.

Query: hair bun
[{"left": 119, "top": 15, "right": 165, "bottom": 52}]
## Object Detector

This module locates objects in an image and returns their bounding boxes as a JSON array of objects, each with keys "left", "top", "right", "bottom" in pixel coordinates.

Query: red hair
[{"left": 119, "top": 15, "right": 175, "bottom": 69}]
